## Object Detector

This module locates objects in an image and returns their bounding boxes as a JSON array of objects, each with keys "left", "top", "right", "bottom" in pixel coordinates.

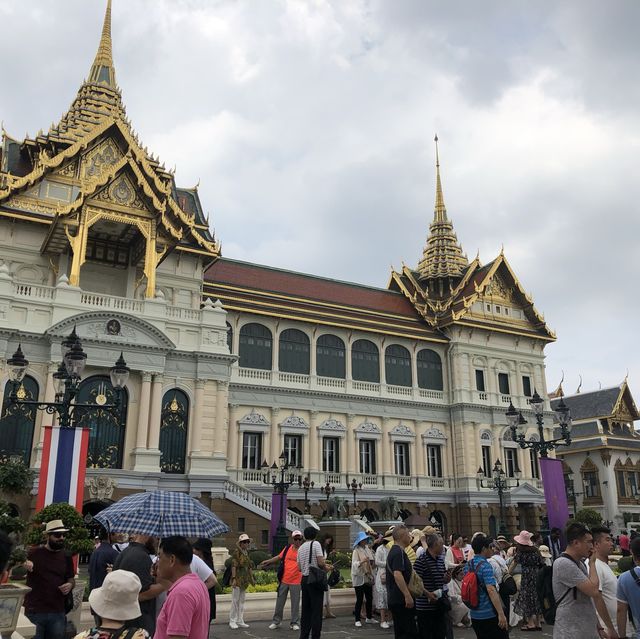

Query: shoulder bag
[{"left": 306, "top": 541, "right": 328, "bottom": 591}]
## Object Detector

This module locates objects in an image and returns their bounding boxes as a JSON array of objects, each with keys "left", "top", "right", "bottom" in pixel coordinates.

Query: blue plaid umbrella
[{"left": 94, "top": 490, "right": 230, "bottom": 538}]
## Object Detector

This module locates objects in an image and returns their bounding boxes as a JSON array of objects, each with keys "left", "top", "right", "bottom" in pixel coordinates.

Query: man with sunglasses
[
  {"left": 260, "top": 531, "right": 305, "bottom": 631},
  {"left": 23, "top": 519, "right": 75, "bottom": 639}
]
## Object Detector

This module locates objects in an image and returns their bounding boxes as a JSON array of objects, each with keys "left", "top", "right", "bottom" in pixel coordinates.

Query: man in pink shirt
[{"left": 154, "top": 536, "right": 210, "bottom": 639}]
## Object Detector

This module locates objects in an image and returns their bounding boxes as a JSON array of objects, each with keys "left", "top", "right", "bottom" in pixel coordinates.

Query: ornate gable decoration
[
  {"left": 318, "top": 418, "right": 345, "bottom": 432},
  {"left": 356, "top": 421, "right": 381, "bottom": 434},
  {"left": 422, "top": 426, "right": 446, "bottom": 444},
  {"left": 390, "top": 424, "right": 415, "bottom": 437},
  {"left": 238, "top": 408, "right": 270, "bottom": 428},
  {"left": 480, "top": 430, "right": 493, "bottom": 441},
  {"left": 279, "top": 414, "right": 309, "bottom": 430}
]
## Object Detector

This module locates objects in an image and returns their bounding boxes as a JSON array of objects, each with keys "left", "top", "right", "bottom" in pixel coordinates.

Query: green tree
[
  {"left": 25, "top": 502, "right": 93, "bottom": 555},
  {"left": 575, "top": 508, "right": 603, "bottom": 528},
  {"left": 0, "top": 458, "right": 35, "bottom": 565}
]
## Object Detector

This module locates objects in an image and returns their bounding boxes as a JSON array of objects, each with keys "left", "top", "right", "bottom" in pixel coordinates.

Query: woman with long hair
[
  {"left": 509, "top": 530, "right": 544, "bottom": 631},
  {"left": 374, "top": 530, "right": 392, "bottom": 629},
  {"left": 321, "top": 534, "right": 336, "bottom": 619},
  {"left": 445, "top": 533, "right": 466, "bottom": 570}
]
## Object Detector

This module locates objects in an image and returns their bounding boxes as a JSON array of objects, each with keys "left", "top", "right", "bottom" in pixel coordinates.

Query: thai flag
[{"left": 36, "top": 426, "right": 89, "bottom": 512}]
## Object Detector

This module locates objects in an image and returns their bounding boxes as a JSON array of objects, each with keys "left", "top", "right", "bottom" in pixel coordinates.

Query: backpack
[
  {"left": 536, "top": 553, "right": 577, "bottom": 625},
  {"left": 277, "top": 544, "right": 291, "bottom": 583},
  {"left": 221, "top": 562, "right": 232, "bottom": 587},
  {"left": 461, "top": 558, "right": 487, "bottom": 609}
]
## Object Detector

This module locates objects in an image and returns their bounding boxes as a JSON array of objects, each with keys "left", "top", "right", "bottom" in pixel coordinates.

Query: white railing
[
  {"left": 352, "top": 381, "right": 379, "bottom": 392},
  {"left": 223, "top": 478, "right": 306, "bottom": 531},
  {"left": 80, "top": 292, "right": 145, "bottom": 313},
  {"left": 276, "top": 371, "right": 310, "bottom": 384},
  {"left": 324, "top": 473, "right": 342, "bottom": 485},
  {"left": 430, "top": 478, "right": 446, "bottom": 489},
  {"left": 241, "top": 470, "right": 263, "bottom": 483},
  {"left": 166, "top": 306, "right": 201, "bottom": 321},
  {"left": 501, "top": 395, "right": 512, "bottom": 404},
  {"left": 317, "top": 376, "right": 346, "bottom": 390},
  {"left": 238, "top": 368, "right": 272, "bottom": 381},
  {"left": 13, "top": 283, "right": 55, "bottom": 299},
  {"left": 397, "top": 476, "right": 412, "bottom": 487},
  {"left": 361, "top": 474, "right": 378, "bottom": 486},
  {"left": 418, "top": 389, "right": 444, "bottom": 400},
  {"left": 388, "top": 384, "right": 412, "bottom": 396},
  {"left": 476, "top": 391, "right": 488, "bottom": 402}
]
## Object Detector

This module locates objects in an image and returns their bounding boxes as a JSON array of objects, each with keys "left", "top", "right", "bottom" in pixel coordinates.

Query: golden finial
[
  {"left": 88, "top": 0, "right": 116, "bottom": 87},
  {"left": 433, "top": 134, "right": 447, "bottom": 223}
]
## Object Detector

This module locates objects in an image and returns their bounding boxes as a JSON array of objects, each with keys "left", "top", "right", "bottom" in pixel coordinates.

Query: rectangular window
[
  {"left": 261, "top": 530, "right": 269, "bottom": 545},
  {"left": 498, "top": 373, "right": 510, "bottom": 395},
  {"left": 427, "top": 445, "right": 443, "bottom": 477},
  {"left": 237, "top": 517, "right": 245, "bottom": 531},
  {"left": 394, "top": 442, "right": 410, "bottom": 476},
  {"left": 505, "top": 448, "right": 517, "bottom": 478},
  {"left": 617, "top": 471, "right": 627, "bottom": 498},
  {"left": 359, "top": 439, "right": 377, "bottom": 475},
  {"left": 322, "top": 437, "right": 340, "bottom": 473},
  {"left": 475, "top": 370, "right": 486, "bottom": 392},
  {"left": 583, "top": 471, "right": 600, "bottom": 498},
  {"left": 522, "top": 376, "right": 532, "bottom": 397},
  {"left": 283, "top": 434, "right": 302, "bottom": 468},
  {"left": 482, "top": 446, "right": 492, "bottom": 477},
  {"left": 629, "top": 472, "right": 637, "bottom": 497},
  {"left": 242, "top": 433, "right": 262, "bottom": 469},
  {"left": 530, "top": 449, "right": 540, "bottom": 479}
]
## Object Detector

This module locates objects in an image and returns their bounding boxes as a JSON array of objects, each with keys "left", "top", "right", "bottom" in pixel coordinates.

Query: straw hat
[
  {"left": 238, "top": 533, "right": 252, "bottom": 543},
  {"left": 513, "top": 530, "right": 534, "bottom": 546},
  {"left": 382, "top": 526, "right": 395, "bottom": 540},
  {"left": 496, "top": 535, "right": 509, "bottom": 544},
  {"left": 89, "top": 570, "right": 142, "bottom": 621},
  {"left": 539, "top": 545, "right": 552, "bottom": 559},
  {"left": 421, "top": 525, "right": 437, "bottom": 535},
  {"left": 353, "top": 531, "right": 370, "bottom": 548},
  {"left": 45, "top": 520, "right": 69, "bottom": 534},
  {"left": 410, "top": 528, "right": 424, "bottom": 546}
]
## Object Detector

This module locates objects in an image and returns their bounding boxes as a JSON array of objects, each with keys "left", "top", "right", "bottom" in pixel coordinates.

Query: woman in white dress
[
  {"left": 447, "top": 565, "right": 471, "bottom": 628},
  {"left": 374, "top": 533, "right": 391, "bottom": 629}
]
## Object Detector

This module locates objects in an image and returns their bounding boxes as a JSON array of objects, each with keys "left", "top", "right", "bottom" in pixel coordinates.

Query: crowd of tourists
[{"left": 5, "top": 519, "right": 640, "bottom": 639}]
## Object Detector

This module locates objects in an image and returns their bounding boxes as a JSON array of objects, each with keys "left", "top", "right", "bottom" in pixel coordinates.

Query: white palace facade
[{"left": 0, "top": 2, "right": 557, "bottom": 546}]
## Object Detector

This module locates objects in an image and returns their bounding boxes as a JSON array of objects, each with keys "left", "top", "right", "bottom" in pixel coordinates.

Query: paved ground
[{"left": 211, "top": 615, "right": 553, "bottom": 639}]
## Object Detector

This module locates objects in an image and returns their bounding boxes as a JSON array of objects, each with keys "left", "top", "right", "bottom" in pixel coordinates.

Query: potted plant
[{"left": 0, "top": 458, "right": 34, "bottom": 636}]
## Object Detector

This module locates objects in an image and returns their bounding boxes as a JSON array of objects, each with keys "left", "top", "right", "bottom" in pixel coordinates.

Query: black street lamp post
[
  {"left": 262, "top": 452, "right": 302, "bottom": 554},
  {"left": 505, "top": 391, "right": 572, "bottom": 458},
  {"left": 476, "top": 459, "right": 520, "bottom": 535},
  {"left": 319, "top": 481, "right": 335, "bottom": 501},
  {"left": 347, "top": 477, "right": 362, "bottom": 508},
  {"left": 6, "top": 328, "right": 129, "bottom": 429},
  {"left": 564, "top": 472, "right": 582, "bottom": 517},
  {"left": 299, "top": 475, "right": 314, "bottom": 514}
]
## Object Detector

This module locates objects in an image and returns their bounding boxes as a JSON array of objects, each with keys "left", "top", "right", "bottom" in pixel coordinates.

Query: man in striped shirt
[{"left": 413, "top": 533, "right": 449, "bottom": 639}]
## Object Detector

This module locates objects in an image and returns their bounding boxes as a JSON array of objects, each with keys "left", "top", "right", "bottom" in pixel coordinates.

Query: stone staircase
[{"left": 223, "top": 478, "right": 309, "bottom": 531}]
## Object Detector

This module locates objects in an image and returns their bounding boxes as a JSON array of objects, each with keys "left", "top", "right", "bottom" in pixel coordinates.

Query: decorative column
[
  {"left": 228, "top": 405, "right": 240, "bottom": 469},
  {"left": 346, "top": 414, "right": 356, "bottom": 474},
  {"left": 307, "top": 411, "right": 318, "bottom": 472},
  {"left": 133, "top": 373, "right": 162, "bottom": 472},
  {"left": 213, "top": 380, "right": 228, "bottom": 458},
  {"left": 271, "top": 407, "right": 280, "bottom": 461},
  {"left": 409, "top": 421, "right": 418, "bottom": 479},
  {"left": 189, "top": 379, "right": 205, "bottom": 453},
  {"left": 135, "top": 372, "right": 152, "bottom": 449},
  {"left": 33, "top": 363, "right": 57, "bottom": 468},
  {"left": 381, "top": 417, "right": 391, "bottom": 475}
]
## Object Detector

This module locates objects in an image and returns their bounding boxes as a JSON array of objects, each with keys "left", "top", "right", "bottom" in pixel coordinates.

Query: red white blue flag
[{"left": 36, "top": 426, "right": 89, "bottom": 512}]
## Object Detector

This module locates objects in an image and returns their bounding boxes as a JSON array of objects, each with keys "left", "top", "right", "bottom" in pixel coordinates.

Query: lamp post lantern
[
  {"left": 319, "top": 481, "right": 335, "bottom": 501},
  {"left": 564, "top": 471, "right": 582, "bottom": 517},
  {"left": 7, "top": 330, "right": 129, "bottom": 430},
  {"left": 262, "top": 453, "right": 303, "bottom": 554},
  {"left": 477, "top": 459, "right": 520, "bottom": 535},
  {"left": 299, "top": 474, "right": 314, "bottom": 514},
  {"left": 505, "top": 391, "right": 572, "bottom": 458},
  {"left": 347, "top": 477, "right": 362, "bottom": 509}
]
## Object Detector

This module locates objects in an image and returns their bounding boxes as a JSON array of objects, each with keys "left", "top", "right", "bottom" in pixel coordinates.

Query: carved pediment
[
  {"left": 82, "top": 138, "right": 123, "bottom": 182},
  {"left": 91, "top": 173, "right": 148, "bottom": 212}
]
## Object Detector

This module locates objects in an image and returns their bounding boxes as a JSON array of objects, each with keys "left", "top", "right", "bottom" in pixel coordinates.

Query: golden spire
[
  {"left": 434, "top": 134, "right": 447, "bottom": 224},
  {"left": 88, "top": 0, "right": 116, "bottom": 87},
  {"left": 417, "top": 135, "right": 468, "bottom": 284}
]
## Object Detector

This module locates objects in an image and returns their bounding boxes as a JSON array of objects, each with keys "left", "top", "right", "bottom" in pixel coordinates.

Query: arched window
[
  {"left": 352, "top": 339, "right": 380, "bottom": 383},
  {"left": 279, "top": 329, "right": 310, "bottom": 374},
  {"left": 239, "top": 323, "right": 272, "bottom": 370},
  {"left": 159, "top": 389, "right": 189, "bottom": 474},
  {"left": 76, "top": 376, "right": 128, "bottom": 469},
  {"left": 316, "top": 334, "right": 345, "bottom": 379},
  {"left": 226, "top": 322, "right": 233, "bottom": 353},
  {"left": 417, "top": 349, "right": 443, "bottom": 390},
  {"left": 0, "top": 375, "right": 39, "bottom": 464},
  {"left": 385, "top": 345, "right": 412, "bottom": 387}
]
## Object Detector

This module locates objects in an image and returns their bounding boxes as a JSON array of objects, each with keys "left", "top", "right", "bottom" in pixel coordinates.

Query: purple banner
[
  {"left": 540, "top": 457, "right": 570, "bottom": 531},
  {"left": 270, "top": 492, "right": 288, "bottom": 544}
]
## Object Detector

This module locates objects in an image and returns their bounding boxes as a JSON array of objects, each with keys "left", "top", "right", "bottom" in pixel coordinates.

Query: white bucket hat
[{"left": 88, "top": 570, "right": 142, "bottom": 621}]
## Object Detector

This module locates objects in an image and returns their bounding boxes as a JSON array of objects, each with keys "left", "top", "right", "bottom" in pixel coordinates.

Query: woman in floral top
[{"left": 229, "top": 533, "right": 255, "bottom": 629}]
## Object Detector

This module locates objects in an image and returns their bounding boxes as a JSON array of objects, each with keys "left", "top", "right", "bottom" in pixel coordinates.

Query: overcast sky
[{"left": 1, "top": 0, "right": 639, "bottom": 398}]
